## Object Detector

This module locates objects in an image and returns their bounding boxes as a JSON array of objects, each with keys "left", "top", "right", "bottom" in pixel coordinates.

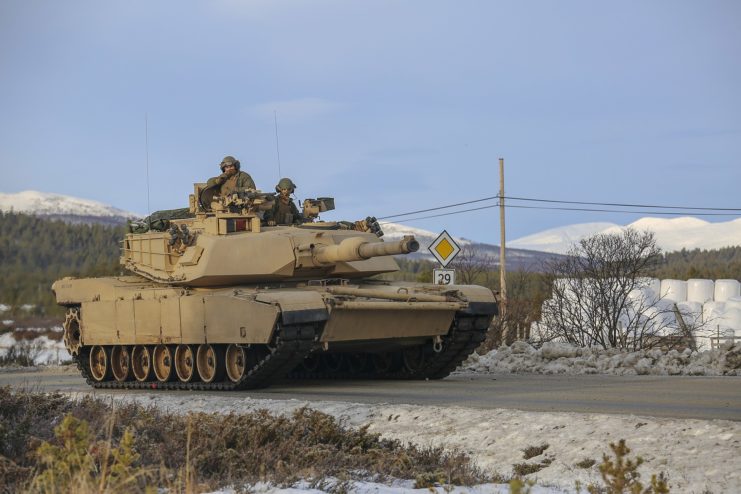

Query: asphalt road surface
[{"left": 2, "top": 368, "right": 740, "bottom": 421}]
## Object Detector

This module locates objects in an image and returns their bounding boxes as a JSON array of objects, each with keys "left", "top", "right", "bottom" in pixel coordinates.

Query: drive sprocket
[{"left": 63, "top": 307, "right": 83, "bottom": 357}]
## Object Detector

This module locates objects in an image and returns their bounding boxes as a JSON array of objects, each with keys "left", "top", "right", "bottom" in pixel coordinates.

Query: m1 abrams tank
[{"left": 53, "top": 184, "right": 497, "bottom": 390}]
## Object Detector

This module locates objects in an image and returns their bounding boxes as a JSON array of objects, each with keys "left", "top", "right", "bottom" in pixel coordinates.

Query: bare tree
[
  {"left": 537, "top": 228, "right": 686, "bottom": 350},
  {"left": 483, "top": 268, "right": 547, "bottom": 350},
  {"left": 450, "top": 244, "right": 492, "bottom": 285}
]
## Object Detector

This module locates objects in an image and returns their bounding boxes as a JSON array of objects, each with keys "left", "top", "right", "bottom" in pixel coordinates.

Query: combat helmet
[
  {"left": 275, "top": 177, "right": 297, "bottom": 193},
  {"left": 220, "top": 156, "right": 241, "bottom": 171}
]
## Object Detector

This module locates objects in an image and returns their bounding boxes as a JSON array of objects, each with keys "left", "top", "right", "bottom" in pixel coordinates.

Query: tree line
[
  {"left": 0, "top": 212, "right": 124, "bottom": 317},
  {"left": 1, "top": 211, "right": 739, "bottom": 322}
]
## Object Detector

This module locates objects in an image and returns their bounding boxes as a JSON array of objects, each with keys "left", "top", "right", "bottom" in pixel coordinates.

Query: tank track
[
  {"left": 74, "top": 323, "right": 317, "bottom": 391},
  {"left": 288, "top": 313, "right": 492, "bottom": 380}
]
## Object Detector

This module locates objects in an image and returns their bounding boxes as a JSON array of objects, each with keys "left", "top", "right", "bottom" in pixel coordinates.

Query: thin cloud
[{"left": 251, "top": 97, "right": 341, "bottom": 123}]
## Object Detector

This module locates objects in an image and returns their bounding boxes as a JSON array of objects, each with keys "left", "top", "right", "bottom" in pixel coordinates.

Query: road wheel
[
  {"left": 346, "top": 353, "right": 369, "bottom": 375},
  {"left": 225, "top": 344, "right": 247, "bottom": 383},
  {"left": 402, "top": 346, "right": 427, "bottom": 374},
  {"left": 372, "top": 352, "right": 399, "bottom": 374},
  {"left": 299, "top": 353, "right": 321, "bottom": 373},
  {"left": 322, "top": 353, "right": 345, "bottom": 373},
  {"left": 111, "top": 346, "right": 132, "bottom": 382},
  {"left": 197, "top": 344, "right": 225, "bottom": 383},
  {"left": 132, "top": 345, "right": 153, "bottom": 382},
  {"left": 175, "top": 345, "right": 198, "bottom": 382},
  {"left": 89, "top": 345, "right": 110, "bottom": 382},
  {"left": 153, "top": 345, "right": 175, "bottom": 382}
]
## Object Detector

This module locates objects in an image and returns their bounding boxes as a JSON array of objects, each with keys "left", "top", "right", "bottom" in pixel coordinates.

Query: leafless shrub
[
  {"left": 537, "top": 229, "right": 700, "bottom": 351},
  {"left": 0, "top": 341, "right": 41, "bottom": 367}
]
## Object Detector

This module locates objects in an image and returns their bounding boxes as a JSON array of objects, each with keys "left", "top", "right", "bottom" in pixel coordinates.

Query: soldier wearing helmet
[
  {"left": 206, "top": 155, "right": 256, "bottom": 196},
  {"left": 265, "top": 177, "right": 302, "bottom": 226}
]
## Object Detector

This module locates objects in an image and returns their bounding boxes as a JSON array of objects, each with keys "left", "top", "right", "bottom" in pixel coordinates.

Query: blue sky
[{"left": 1, "top": 1, "right": 739, "bottom": 242}]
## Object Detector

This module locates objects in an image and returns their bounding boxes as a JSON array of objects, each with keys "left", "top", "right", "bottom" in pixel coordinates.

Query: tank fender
[
  {"left": 453, "top": 285, "right": 499, "bottom": 316},
  {"left": 255, "top": 291, "right": 329, "bottom": 325}
]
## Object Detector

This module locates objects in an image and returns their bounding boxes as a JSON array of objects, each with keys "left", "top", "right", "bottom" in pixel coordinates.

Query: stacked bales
[{"left": 538, "top": 277, "right": 741, "bottom": 350}]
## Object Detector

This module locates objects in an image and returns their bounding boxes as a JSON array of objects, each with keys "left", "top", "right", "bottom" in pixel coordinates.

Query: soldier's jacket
[
  {"left": 206, "top": 171, "right": 256, "bottom": 196},
  {"left": 265, "top": 197, "right": 302, "bottom": 225}
]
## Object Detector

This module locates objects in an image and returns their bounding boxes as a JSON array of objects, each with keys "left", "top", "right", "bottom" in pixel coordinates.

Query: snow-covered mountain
[
  {"left": 0, "top": 190, "right": 140, "bottom": 226},
  {"left": 510, "top": 217, "right": 741, "bottom": 254}
]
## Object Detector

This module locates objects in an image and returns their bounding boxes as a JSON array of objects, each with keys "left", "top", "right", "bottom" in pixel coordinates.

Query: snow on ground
[
  {"left": 459, "top": 341, "right": 741, "bottom": 376},
  {"left": 0, "top": 331, "right": 70, "bottom": 366},
  {"left": 83, "top": 389, "right": 740, "bottom": 494}
]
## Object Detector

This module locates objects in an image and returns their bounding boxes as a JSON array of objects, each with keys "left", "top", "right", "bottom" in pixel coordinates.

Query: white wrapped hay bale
[
  {"left": 641, "top": 301, "right": 677, "bottom": 336},
  {"left": 676, "top": 301, "right": 703, "bottom": 325},
  {"left": 627, "top": 286, "right": 659, "bottom": 307},
  {"left": 714, "top": 279, "right": 741, "bottom": 302},
  {"left": 661, "top": 279, "right": 687, "bottom": 303},
  {"left": 687, "top": 279, "right": 714, "bottom": 304},
  {"left": 638, "top": 277, "right": 661, "bottom": 296},
  {"left": 725, "top": 295, "right": 741, "bottom": 312},
  {"left": 703, "top": 301, "right": 726, "bottom": 324},
  {"left": 646, "top": 278, "right": 661, "bottom": 297},
  {"left": 724, "top": 308, "right": 741, "bottom": 330}
]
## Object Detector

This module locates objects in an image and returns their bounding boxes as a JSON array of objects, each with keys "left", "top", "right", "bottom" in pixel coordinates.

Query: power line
[
  {"left": 378, "top": 203, "right": 740, "bottom": 225},
  {"left": 503, "top": 195, "right": 741, "bottom": 211},
  {"left": 504, "top": 204, "right": 741, "bottom": 216},
  {"left": 377, "top": 195, "right": 498, "bottom": 220},
  {"left": 377, "top": 194, "right": 741, "bottom": 223}
]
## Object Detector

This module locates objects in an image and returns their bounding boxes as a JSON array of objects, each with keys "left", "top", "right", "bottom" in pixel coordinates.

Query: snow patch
[{"left": 460, "top": 342, "right": 741, "bottom": 376}]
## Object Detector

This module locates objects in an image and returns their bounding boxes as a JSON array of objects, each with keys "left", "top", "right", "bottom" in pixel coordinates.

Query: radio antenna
[
  {"left": 145, "top": 113, "right": 152, "bottom": 227},
  {"left": 274, "top": 110, "right": 282, "bottom": 179}
]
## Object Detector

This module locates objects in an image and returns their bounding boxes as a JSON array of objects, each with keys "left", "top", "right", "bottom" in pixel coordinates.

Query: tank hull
[{"left": 53, "top": 275, "right": 497, "bottom": 390}]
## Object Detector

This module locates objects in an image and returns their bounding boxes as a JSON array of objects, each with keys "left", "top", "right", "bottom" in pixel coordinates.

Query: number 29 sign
[{"left": 433, "top": 268, "right": 456, "bottom": 285}]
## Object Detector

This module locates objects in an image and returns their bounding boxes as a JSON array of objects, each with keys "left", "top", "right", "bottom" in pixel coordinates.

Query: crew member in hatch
[{"left": 206, "top": 155, "right": 256, "bottom": 196}]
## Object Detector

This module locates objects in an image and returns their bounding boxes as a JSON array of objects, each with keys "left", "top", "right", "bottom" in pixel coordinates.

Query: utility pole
[{"left": 499, "top": 157, "right": 508, "bottom": 341}]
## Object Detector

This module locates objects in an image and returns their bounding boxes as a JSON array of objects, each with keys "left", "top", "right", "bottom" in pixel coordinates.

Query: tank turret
[{"left": 119, "top": 184, "right": 419, "bottom": 286}]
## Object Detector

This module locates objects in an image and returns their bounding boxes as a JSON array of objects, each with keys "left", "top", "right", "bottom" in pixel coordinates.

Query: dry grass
[
  {"left": 522, "top": 443, "right": 549, "bottom": 460},
  {"left": 512, "top": 462, "right": 545, "bottom": 477},
  {"left": 0, "top": 387, "right": 487, "bottom": 492}
]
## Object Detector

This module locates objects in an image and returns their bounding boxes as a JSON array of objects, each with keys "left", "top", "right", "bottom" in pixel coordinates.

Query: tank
[{"left": 53, "top": 183, "right": 498, "bottom": 390}]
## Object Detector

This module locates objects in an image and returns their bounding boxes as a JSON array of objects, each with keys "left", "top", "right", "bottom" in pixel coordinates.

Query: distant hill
[
  {"left": 0, "top": 190, "right": 140, "bottom": 226},
  {"left": 510, "top": 217, "right": 741, "bottom": 254}
]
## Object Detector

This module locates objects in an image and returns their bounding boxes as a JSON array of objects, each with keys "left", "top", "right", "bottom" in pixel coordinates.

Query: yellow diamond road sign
[{"left": 429, "top": 230, "right": 461, "bottom": 267}]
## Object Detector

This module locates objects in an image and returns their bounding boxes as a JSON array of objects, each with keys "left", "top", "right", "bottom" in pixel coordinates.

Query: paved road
[{"left": 2, "top": 368, "right": 740, "bottom": 421}]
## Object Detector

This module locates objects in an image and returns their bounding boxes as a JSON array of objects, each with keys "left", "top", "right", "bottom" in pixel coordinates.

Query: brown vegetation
[{"left": 0, "top": 388, "right": 486, "bottom": 493}]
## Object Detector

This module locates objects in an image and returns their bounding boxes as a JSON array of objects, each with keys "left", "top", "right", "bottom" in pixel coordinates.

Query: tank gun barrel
[{"left": 313, "top": 235, "right": 418, "bottom": 264}]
